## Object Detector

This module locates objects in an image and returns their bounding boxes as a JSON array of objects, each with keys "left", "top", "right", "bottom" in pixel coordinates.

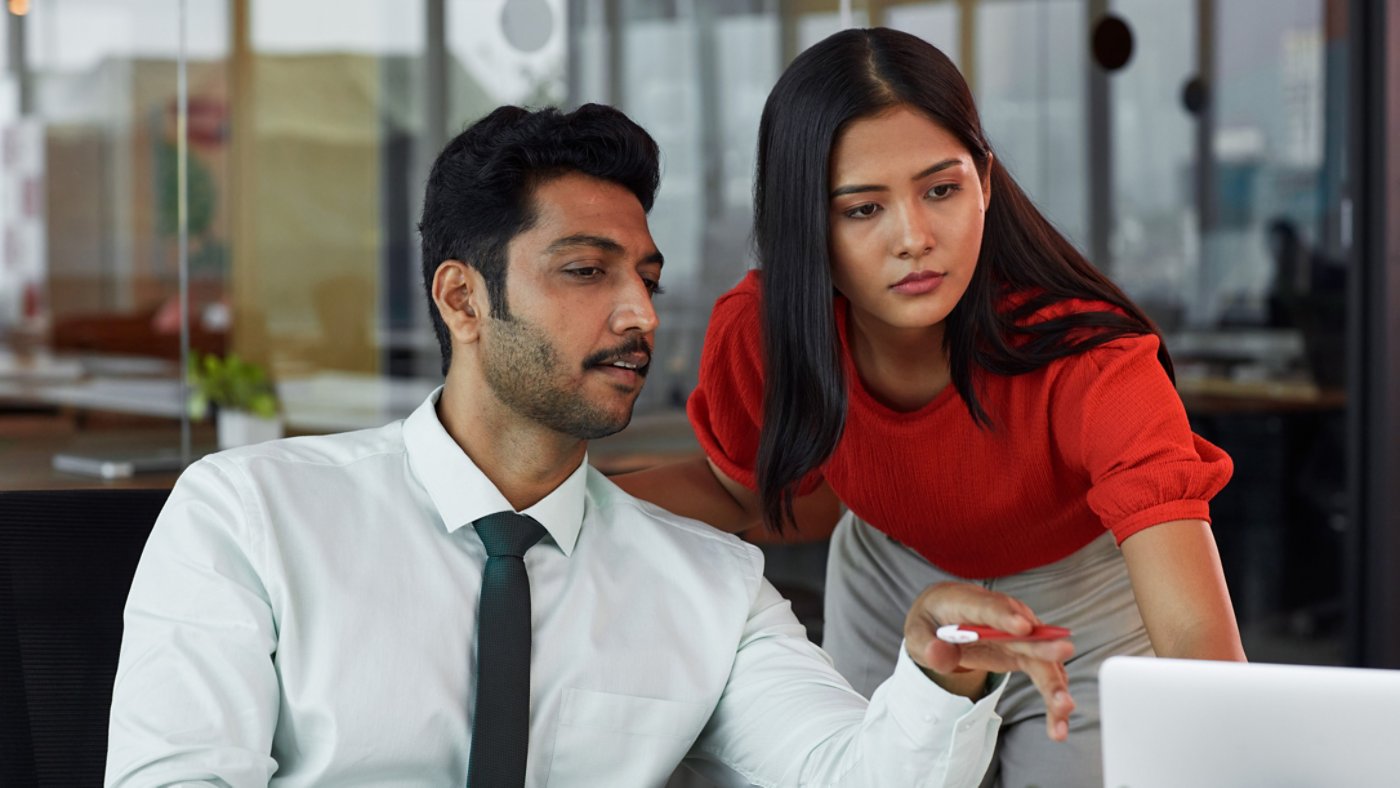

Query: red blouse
[{"left": 687, "top": 270, "right": 1233, "bottom": 578}]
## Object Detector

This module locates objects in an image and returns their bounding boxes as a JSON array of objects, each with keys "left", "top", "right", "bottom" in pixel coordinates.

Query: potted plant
[{"left": 187, "top": 352, "right": 283, "bottom": 450}]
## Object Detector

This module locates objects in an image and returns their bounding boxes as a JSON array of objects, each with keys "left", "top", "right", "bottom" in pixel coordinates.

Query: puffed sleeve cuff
[
  {"left": 685, "top": 436, "right": 829, "bottom": 500},
  {"left": 1108, "top": 499, "right": 1214, "bottom": 544},
  {"left": 1093, "top": 430, "right": 1232, "bottom": 543},
  {"left": 690, "top": 387, "right": 831, "bottom": 497},
  {"left": 872, "top": 642, "right": 1006, "bottom": 786},
  {"left": 687, "top": 283, "right": 767, "bottom": 493},
  {"left": 688, "top": 394, "right": 761, "bottom": 491}
]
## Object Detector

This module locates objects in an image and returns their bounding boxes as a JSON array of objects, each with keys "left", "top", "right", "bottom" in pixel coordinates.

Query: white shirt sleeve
[
  {"left": 687, "top": 573, "right": 1005, "bottom": 787},
  {"left": 104, "top": 459, "right": 281, "bottom": 788}
]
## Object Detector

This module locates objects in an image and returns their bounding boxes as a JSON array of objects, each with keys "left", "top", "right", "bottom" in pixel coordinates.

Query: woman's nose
[{"left": 894, "top": 206, "right": 936, "bottom": 259}]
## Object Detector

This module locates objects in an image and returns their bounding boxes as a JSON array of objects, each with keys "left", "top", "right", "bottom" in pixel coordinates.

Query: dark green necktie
[{"left": 467, "top": 512, "right": 548, "bottom": 788}]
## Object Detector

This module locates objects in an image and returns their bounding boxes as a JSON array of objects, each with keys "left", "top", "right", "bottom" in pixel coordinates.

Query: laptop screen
[{"left": 1100, "top": 656, "right": 1400, "bottom": 788}]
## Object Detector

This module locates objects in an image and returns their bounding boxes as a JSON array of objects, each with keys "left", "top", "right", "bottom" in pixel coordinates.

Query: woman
[{"left": 615, "top": 27, "right": 1244, "bottom": 788}]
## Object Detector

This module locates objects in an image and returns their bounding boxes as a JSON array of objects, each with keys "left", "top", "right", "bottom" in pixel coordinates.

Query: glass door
[{"left": 1106, "top": 0, "right": 1352, "bottom": 665}]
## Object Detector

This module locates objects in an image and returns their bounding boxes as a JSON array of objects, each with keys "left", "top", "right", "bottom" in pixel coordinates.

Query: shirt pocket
[{"left": 546, "top": 687, "right": 711, "bottom": 787}]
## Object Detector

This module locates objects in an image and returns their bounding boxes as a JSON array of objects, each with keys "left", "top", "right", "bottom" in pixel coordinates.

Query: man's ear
[{"left": 431, "top": 259, "right": 487, "bottom": 345}]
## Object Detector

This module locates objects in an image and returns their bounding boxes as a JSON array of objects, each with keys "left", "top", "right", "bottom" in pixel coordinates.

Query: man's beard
[{"left": 480, "top": 314, "right": 648, "bottom": 440}]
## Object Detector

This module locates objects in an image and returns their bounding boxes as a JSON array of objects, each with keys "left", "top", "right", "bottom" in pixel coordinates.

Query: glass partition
[
  {"left": 1085, "top": 0, "right": 1352, "bottom": 665},
  {"left": 0, "top": 0, "right": 217, "bottom": 484},
  {"left": 233, "top": 0, "right": 435, "bottom": 430},
  {"left": 0, "top": 0, "right": 1365, "bottom": 667}
]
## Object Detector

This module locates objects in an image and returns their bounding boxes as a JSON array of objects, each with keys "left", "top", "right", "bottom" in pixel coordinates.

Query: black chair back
[{"left": 0, "top": 488, "right": 169, "bottom": 788}]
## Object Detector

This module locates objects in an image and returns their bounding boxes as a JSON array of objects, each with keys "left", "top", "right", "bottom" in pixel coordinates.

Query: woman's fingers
[
  {"left": 1009, "top": 645, "right": 1075, "bottom": 741},
  {"left": 904, "top": 581, "right": 1077, "bottom": 741}
]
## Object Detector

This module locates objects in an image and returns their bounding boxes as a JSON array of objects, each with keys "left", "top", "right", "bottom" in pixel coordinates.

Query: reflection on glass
[
  {"left": 1207, "top": 0, "right": 1330, "bottom": 330},
  {"left": 1108, "top": 0, "right": 1196, "bottom": 332},
  {"left": 886, "top": 2, "right": 960, "bottom": 66},
  {"left": 975, "top": 0, "right": 1087, "bottom": 249},
  {"left": 241, "top": 0, "right": 423, "bottom": 380},
  {"left": 798, "top": 9, "right": 869, "bottom": 50},
  {"left": 0, "top": 1, "right": 225, "bottom": 484},
  {"left": 1107, "top": 0, "right": 1349, "bottom": 666},
  {"left": 449, "top": 0, "right": 565, "bottom": 112}
]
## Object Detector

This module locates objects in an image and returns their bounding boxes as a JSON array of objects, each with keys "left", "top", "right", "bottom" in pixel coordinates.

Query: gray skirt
[{"left": 822, "top": 512, "right": 1154, "bottom": 788}]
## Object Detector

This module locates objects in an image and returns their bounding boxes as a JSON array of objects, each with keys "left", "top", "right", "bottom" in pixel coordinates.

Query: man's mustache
[{"left": 583, "top": 336, "right": 653, "bottom": 376}]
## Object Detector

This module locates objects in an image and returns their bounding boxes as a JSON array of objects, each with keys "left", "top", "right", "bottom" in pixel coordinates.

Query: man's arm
[
  {"left": 685, "top": 571, "right": 1074, "bottom": 787},
  {"left": 105, "top": 460, "right": 280, "bottom": 788}
]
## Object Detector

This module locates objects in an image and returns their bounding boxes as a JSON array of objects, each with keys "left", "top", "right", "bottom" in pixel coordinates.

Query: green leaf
[{"left": 183, "top": 350, "right": 279, "bottom": 419}]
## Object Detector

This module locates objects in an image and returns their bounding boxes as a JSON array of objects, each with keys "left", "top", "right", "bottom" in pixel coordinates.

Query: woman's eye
[
  {"left": 928, "top": 183, "right": 962, "bottom": 199},
  {"left": 844, "top": 203, "right": 880, "bottom": 219}
]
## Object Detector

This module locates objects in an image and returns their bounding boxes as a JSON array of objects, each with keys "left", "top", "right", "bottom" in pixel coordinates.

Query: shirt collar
[{"left": 403, "top": 386, "right": 585, "bottom": 556}]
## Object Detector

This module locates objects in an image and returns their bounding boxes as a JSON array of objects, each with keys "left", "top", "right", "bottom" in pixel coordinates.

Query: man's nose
[{"left": 611, "top": 276, "right": 659, "bottom": 335}]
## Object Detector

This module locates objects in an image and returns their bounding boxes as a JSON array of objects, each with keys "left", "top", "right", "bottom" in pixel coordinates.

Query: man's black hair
[{"left": 418, "top": 104, "right": 661, "bottom": 374}]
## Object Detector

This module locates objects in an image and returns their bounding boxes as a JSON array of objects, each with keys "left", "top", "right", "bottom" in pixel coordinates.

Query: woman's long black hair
[{"left": 754, "top": 27, "right": 1170, "bottom": 531}]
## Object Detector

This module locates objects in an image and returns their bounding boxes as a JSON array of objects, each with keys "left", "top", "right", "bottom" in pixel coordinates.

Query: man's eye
[
  {"left": 567, "top": 267, "right": 603, "bottom": 279},
  {"left": 644, "top": 279, "right": 665, "bottom": 297}
]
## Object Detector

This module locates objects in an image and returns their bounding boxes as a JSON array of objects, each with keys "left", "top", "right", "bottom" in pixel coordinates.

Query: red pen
[{"left": 936, "top": 624, "right": 1072, "bottom": 644}]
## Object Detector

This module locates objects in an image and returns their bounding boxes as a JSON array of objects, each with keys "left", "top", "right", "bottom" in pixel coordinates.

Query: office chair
[{"left": 0, "top": 488, "right": 169, "bottom": 788}]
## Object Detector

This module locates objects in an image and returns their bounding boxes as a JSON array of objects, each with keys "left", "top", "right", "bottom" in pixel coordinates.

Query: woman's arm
[
  {"left": 611, "top": 454, "right": 842, "bottom": 538},
  {"left": 612, "top": 455, "right": 760, "bottom": 532},
  {"left": 1119, "top": 520, "right": 1247, "bottom": 661}
]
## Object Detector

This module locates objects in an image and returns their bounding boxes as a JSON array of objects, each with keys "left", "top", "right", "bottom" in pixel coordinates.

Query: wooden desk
[
  {"left": 1177, "top": 376, "right": 1347, "bottom": 415},
  {"left": 0, "top": 411, "right": 702, "bottom": 492},
  {"left": 0, "top": 424, "right": 216, "bottom": 490}
]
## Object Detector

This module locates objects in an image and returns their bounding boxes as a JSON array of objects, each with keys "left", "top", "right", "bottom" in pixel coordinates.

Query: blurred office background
[{"left": 0, "top": 0, "right": 1397, "bottom": 669}]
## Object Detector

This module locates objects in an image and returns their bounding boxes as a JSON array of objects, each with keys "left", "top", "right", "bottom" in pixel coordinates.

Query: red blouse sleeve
[
  {"left": 1054, "top": 333, "right": 1233, "bottom": 543},
  {"left": 686, "top": 275, "right": 823, "bottom": 495}
]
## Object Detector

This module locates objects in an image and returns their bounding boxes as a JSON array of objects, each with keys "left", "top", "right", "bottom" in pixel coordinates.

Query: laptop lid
[{"left": 1100, "top": 655, "right": 1400, "bottom": 788}]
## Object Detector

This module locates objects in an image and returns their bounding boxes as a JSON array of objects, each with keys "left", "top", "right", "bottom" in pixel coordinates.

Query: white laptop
[{"left": 1100, "top": 656, "right": 1400, "bottom": 788}]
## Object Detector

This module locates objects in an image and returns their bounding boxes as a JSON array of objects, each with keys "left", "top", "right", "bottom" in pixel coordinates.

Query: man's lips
[
  {"left": 584, "top": 337, "right": 652, "bottom": 379},
  {"left": 589, "top": 352, "right": 651, "bottom": 379},
  {"left": 891, "top": 270, "right": 946, "bottom": 295}
]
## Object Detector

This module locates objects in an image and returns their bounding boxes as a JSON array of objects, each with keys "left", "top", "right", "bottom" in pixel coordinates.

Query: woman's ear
[
  {"left": 981, "top": 152, "right": 994, "bottom": 213},
  {"left": 431, "top": 260, "right": 486, "bottom": 345}
]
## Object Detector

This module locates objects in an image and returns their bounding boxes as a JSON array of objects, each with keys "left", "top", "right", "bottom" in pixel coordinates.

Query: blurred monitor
[{"left": 1100, "top": 656, "right": 1400, "bottom": 788}]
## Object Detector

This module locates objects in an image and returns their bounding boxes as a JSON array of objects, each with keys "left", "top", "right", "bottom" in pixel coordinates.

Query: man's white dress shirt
[{"left": 106, "top": 389, "right": 1004, "bottom": 787}]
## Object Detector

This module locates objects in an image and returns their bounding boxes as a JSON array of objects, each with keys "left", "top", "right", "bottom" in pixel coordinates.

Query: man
[{"left": 106, "top": 104, "right": 1073, "bottom": 787}]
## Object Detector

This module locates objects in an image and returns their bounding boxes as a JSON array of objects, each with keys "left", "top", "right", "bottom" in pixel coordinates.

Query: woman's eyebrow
[
  {"left": 829, "top": 158, "right": 963, "bottom": 199},
  {"left": 911, "top": 158, "right": 964, "bottom": 181}
]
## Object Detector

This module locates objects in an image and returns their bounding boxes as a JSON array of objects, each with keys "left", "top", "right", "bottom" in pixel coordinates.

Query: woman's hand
[{"left": 904, "top": 581, "right": 1077, "bottom": 741}]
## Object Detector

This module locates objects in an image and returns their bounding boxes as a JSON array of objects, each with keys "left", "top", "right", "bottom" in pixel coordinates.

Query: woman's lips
[{"left": 891, "top": 271, "right": 946, "bottom": 295}]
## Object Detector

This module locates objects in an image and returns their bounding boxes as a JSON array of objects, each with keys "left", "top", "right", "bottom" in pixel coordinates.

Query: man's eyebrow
[
  {"left": 545, "top": 234, "right": 625, "bottom": 254},
  {"left": 546, "top": 233, "right": 664, "bottom": 267},
  {"left": 829, "top": 158, "right": 965, "bottom": 199}
]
